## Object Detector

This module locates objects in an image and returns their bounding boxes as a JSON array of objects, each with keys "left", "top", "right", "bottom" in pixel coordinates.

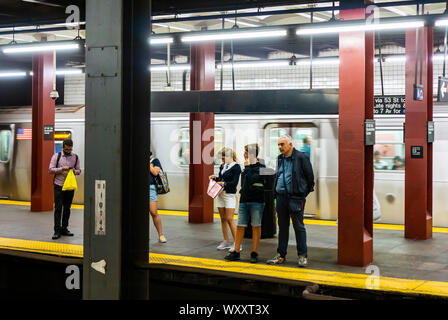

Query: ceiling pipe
[{"left": 153, "top": 0, "right": 446, "bottom": 23}]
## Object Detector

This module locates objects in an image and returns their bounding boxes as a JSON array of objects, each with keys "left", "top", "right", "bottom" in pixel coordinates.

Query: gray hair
[{"left": 279, "top": 135, "right": 293, "bottom": 145}]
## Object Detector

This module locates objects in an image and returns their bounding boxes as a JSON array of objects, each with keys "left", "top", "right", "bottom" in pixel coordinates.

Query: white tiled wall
[{"left": 64, "top": 46, "right": 448, "bottom": 104}]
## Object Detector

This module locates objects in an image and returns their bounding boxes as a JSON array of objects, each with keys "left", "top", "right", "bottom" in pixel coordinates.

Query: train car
[{"left": 1, "top": 104, "right": 447, "bottom": 226}]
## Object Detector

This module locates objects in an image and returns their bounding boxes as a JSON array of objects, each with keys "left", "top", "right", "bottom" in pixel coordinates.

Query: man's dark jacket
[{"left": 274, "top": 148, "right": 315, "bottom": 199}]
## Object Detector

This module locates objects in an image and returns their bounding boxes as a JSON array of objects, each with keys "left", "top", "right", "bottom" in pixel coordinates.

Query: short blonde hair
[{"left": 220, "top": 147, "right": 237, "bottom": 162}]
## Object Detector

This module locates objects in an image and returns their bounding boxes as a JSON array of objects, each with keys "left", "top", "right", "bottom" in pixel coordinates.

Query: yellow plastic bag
[{"left": 62, "top": 169, "right": 78, "bottom": 191}]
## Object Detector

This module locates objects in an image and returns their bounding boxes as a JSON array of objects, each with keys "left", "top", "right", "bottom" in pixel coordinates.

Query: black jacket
[
  {"left": 215, "top": 163, "right": 242, "bottom": 194},
  {"left": 275, "top": 148, "right": 315, "bottom": 199},
  {"left": 240, "top": 161, "right": 266, "bottom": 203}
]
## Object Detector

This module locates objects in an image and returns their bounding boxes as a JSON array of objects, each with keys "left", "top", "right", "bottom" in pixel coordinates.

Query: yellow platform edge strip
[
  {"left": 2, "top": 200, "right": 447, "bottom": 234},
  {"left": 0, "top": 236, "right": 447, "bottom": 298}
]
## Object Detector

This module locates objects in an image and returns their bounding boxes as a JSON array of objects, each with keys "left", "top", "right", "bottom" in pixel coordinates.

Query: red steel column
[
  {"left": 404, "top": 27, "right": 433, "bottom": 239},
  {"left": 338, "top": 7, "right": 374, "bottom": 266},
  {"left": 31, "top": 52, "right": 55, "bottom": 212},
  {"left": 188, "top": 39, "right": 215, "bottom": 223}
]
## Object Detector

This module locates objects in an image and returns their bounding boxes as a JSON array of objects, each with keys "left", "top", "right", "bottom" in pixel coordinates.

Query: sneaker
[
  {"left": 229, "top": 244, "right": 243, "bottom": 252},
  {"left": 266, "top": 253, "right": 286, "bottom": 265},
  {"left": 52, "top": 232, "right": 61, "bottom": 240},
  {"left": 159, "top": 235, "right": 167, "bottom": 243},
  {"left": 298, "top": 255, "right": 308, "bottom": 267},
  {"left": 61, "top": 229, "right": 74, "bottom": 236},
  {"left": 217, "top": 240, "right": 232, "bottom": 250},
  {"left": 224, "top": 251, "right": 240, "bottom": 261},
  {"left": 250, "top": 252, "right": 258, "bottom": 263}
]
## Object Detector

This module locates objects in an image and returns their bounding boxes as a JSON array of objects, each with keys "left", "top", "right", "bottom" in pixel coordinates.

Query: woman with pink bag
[{"left": 209, "top": 148, "right": 242, "bottom": 252}]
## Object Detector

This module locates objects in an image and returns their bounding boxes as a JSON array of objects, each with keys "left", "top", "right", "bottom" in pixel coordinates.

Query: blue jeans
[
  {"left": 237, "top": 202, "right": 265, "bottom": 227},
  {"left": 276, "top": 194, "right": 307, "bottom": 258}
]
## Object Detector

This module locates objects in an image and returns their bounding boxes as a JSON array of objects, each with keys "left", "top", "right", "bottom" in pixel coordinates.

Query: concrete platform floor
[{"left": 1, "top": 203, "right": 448, "bottom": 283}]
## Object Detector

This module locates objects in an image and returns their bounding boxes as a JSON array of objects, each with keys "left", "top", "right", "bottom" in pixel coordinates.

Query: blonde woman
[{"left": 209, "top": 148, "right": 242, "bottom": 251}]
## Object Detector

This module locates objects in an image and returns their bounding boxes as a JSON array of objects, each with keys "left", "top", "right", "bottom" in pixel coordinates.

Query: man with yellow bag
[{"left": 49, "top": 139, "right": 81, "bottom": 240}]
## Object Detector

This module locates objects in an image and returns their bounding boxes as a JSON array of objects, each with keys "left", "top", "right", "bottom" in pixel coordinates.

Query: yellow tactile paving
[
  {"left": 149, "top": 252, "right": 448, "bottom": 298},
  {"left": 1, "top": 200, "right": 448, "bottom": 234},
  {"left": 0, "top": 234, "right": 447, "bottom": 298},
  {"left": 0, "top": 236, "right": 83, "bottom": 258}
]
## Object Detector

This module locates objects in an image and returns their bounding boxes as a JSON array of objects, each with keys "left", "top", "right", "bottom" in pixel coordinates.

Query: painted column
[
  {"left": 188, "top": 38, "right": 215, "bottom": 223},
  {"left": 30, "top": 52, "right": 55, "bottom": 212},
  {"left": 338, "top": 5, "right": 374, "bottom": 267},
  {"left": 404, "top": 27, "right": 433, "bottom": 239}
]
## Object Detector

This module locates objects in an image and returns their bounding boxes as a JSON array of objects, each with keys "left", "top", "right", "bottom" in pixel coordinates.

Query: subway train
[{"left": 1, "top": 104, "right": 448, "bottom": 227}]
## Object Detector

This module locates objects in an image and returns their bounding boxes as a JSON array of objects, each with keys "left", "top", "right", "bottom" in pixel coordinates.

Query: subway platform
[{"left": 1, "top": 200, "right": 448, "bottom": 299}]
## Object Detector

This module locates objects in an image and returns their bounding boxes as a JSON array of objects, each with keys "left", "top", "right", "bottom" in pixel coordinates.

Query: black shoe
[
  {"left": 61, "top": 229, "right": 74, "bottom": 236},
  {"left": 225, "top": 251, "right": 240, "bottom": 261},
  {"left": 52, "top": 233, "right": 61, "bottom": 240},
  {"left": 250, "top": 251, "right": 258, "bottom": 263}
]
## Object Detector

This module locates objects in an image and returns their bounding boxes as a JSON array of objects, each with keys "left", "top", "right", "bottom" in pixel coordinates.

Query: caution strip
[{"left": 0, "top": 236, "right": 447, "bottom": 298}]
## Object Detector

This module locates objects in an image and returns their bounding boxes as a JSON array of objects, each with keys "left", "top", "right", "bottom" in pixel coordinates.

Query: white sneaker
[
  {"left": 229, "top": 244, "right": 243, "bottom": 252},
  {"left": 217, "top": 240, "right": 232, "bottom": 250}
]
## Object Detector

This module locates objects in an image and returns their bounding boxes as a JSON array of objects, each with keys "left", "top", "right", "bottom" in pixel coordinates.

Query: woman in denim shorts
[
  {"left": 150, "top": 152, "right": 166, "bottom": 243},
  {"left": 225, "top": 144, "right": 265, "bottom": 263}
]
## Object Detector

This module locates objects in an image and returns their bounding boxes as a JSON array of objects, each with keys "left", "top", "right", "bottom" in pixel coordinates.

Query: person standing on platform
[
  {"left": 267, "top": 135, "right": 315, "bottom": 267},
  {"left": 300, "top": 136, "right": 312, "bottom": 159},
  {"left": 209, "top": 148, "right": 242, "bottom": 252},
  {"left": 49, "top": 139, "right": 81, "bottom": 240},
  {"left": 150, "top": 151, "right": 167, "bottom": 243},
  {"left": 225, "top": 143, "right": 265, "bottom": 263}
]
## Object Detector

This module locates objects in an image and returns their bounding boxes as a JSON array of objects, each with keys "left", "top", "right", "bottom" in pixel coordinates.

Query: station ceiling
[{"left": 0, "top": 1, "right": 448, "bottom": 71}]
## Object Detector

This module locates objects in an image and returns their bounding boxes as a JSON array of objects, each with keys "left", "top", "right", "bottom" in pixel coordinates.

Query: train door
[
  {"left": 0, "top": 124, "right": 15, "bottom": 199},
  {"left": 265, "top": 123, "right": 318, "bottom": 217}
]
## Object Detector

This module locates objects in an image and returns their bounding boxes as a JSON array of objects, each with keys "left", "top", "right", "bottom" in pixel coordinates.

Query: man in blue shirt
[
  {"left": 300, "top": 136, "right": 311, "bottom": 159},
  {"left": 267, "top": 135, "right": 315, "bottom": 267}
]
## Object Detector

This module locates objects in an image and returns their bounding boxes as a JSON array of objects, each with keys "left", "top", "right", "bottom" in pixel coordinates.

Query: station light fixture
[
  {"left": 296, "top": 20, "right": 425, "bottom": 35},
  {"left": 29, "top": 69, "right": 84, "bottom": 76},
  {"left": 181, "top": 29, "right": 287, "bottom": 43},
  {"left": 149, "top": 37, "right": 173, "bottom": 45},
  {"left": 435, "top": 19, "right": 448, "bottom": 27},
  {"left": 0, "top": 71, "right": 27, "bottom": 78},
  {"left": 1, "top": 40, "right": 81, "bottom": 54}
]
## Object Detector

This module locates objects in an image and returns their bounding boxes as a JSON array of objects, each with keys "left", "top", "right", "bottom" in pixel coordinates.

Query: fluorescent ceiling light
[
  {"left": 0, "top": 71, "right": 27, "bottom": 78},
  {"left": 2, "top": 41, "right": 80, "bottom": 54},
  {"left": 29, "top": 69, "right": 83, "bottom": 76},
  {"left": 150, "top": 37, "right": 174, "bottom": 45},
  {"left": 182, "top": 29, "right": 287, "bottom": 42},
  {"left": 150, "top": 64, "right": 190, "bottom": 72},
  {"left": 55, "top": 69, "right": 83, "bottom": 75},
  {"left": 435, "top": 19, "right": 448, "bottom": 27},
  {"left": 152, "top": 23, "right": 191, "bottom": 32},
  {"left": 297, "top": 20, "right": 424, "bottom": 35},
  {"left": 384, "top": 56, "right": 406, "bottom": 63}
]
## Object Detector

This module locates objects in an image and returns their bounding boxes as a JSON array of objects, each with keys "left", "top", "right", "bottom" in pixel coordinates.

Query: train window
[
  {"left": 267, "top": 127, "right": 313, "bottom": 168},
  {"left": 374, "top": 130, "right": 405, "bottom": 171},
  {"left": 54, "top": 131, "right": 72, "bottom": 154},
  {"left": 0, "top": 130, "right": 11, "bottom": 162},
  {"left": 178, "top": 128, "right": 224, "bottom": 166}
]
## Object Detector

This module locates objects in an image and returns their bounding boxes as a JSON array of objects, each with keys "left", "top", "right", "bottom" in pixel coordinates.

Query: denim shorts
[
  {"left": 150, "top": 184, "right": 158, "bottom": 202},
  {"left": 237, "top": 202, "right": 265, "bottom": 227}
]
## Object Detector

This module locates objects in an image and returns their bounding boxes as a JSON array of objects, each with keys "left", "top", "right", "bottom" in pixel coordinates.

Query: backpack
[{"left": 151, "top": 158, "right": 170, "bottom": 195}]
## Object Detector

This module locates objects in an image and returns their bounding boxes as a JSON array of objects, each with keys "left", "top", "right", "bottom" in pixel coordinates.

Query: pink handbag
[{"left": 207, "top": 179, "right": 224, "bottom": 199}]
